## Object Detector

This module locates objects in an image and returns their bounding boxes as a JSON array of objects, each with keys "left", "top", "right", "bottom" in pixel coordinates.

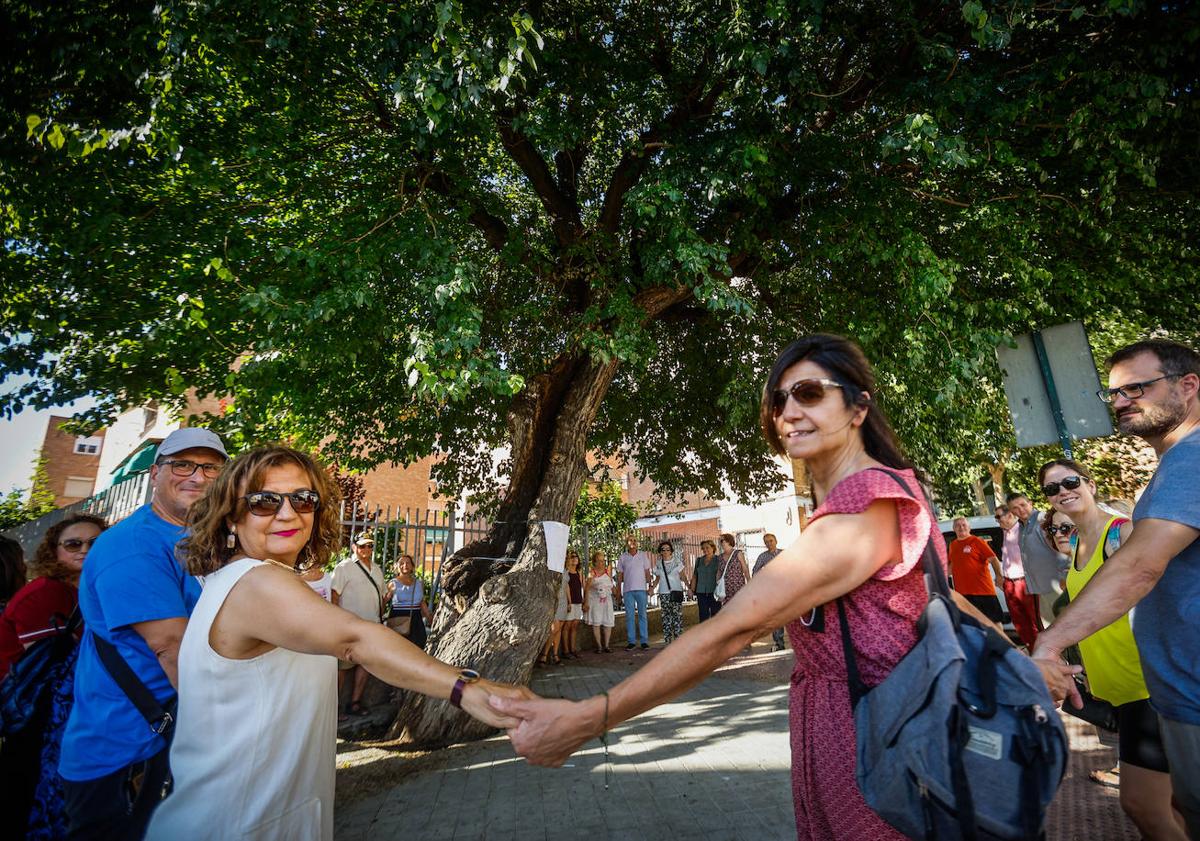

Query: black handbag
[
  {"left": 0, "top": 606, "right": 81, "bottom": 735},
  {"left": 1063, "top": 677, "right": 1119, "bottom": 732},
  {"left": 659, "top": 560, "right": 684, "bottom": 602}
]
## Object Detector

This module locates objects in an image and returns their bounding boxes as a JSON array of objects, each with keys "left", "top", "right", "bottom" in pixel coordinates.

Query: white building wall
[{"left": 93, "top": 406, "right": 181, "bottom": 492}]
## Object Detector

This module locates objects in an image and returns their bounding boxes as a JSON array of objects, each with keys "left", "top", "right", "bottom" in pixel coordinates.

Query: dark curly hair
[
  {"left": 30, "top": 514, "right": 108, "bottom": 582},
  {"left": 179, "top": 445, "right": 342, "bottom": 576}
]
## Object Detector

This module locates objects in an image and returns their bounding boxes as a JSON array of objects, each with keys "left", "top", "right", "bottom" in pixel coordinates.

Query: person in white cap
[{"left": 59, "top": 427, "right": 227, "bottom": 841}]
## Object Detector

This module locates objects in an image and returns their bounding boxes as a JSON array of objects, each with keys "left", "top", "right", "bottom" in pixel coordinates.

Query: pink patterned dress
[
  {"left": 786, "top": 468, "right": 943, "bottom": 840},
  {"left": 720, "top": 549, "right": 748, "bottom": 605}
]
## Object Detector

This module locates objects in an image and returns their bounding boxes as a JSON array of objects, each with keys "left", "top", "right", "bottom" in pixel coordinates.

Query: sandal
[
  {"left": 1089, "top": 768, "right": 1120, "bottom": 789},
  {"left": 551, "top": 654, "right": 562, "bottom": 665}
]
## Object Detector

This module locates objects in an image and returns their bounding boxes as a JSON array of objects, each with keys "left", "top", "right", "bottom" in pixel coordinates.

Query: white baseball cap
[{"left": 155, "top": 428, "right": 228, "bottom": 460}]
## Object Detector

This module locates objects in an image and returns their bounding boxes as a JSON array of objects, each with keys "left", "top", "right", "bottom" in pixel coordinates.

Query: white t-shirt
[
  {"left": 331, "top": 559, "right": 385, "bottom": 622},
  {"left": 305, "top": 571, "right": 333, "bottom": 602}
]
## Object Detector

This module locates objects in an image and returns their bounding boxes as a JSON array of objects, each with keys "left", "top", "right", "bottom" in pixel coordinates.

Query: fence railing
[{"left": 1, "top": 472, "right": 154, "bottom": 557}]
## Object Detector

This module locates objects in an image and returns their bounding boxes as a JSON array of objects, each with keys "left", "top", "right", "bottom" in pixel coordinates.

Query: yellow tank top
[{"left": 1065, "top": 516, "right": 1148, "bottom": 706}]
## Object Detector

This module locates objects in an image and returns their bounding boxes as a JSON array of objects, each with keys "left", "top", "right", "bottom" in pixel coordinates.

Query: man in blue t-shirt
[
  {"left": 1034, "top": 339, "right": 1200, "bottom": 837},
  {"left": 59, "top": 427, "right": 227, "bottom": 841}
]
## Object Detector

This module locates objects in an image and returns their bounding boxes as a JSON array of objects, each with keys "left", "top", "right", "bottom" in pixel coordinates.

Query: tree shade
[{"left": 2, "top": 0, "right": 1197, "bottom": 744}]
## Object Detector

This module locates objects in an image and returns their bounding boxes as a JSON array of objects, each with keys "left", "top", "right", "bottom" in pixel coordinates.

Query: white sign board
[
  {"left": 542, "top": 521, "right": 569, "bottom": 573},
  {"left": 996, "top": 321, "right": 1113, "bottom": 448}
]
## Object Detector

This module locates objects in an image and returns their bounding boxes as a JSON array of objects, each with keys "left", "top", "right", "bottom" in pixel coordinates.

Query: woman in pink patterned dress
[
  {"left": 497, "top": 334, "right": 1074, "bottom": 840},
  {"left": 716, "top": 532, "right": 750, "bottom": 605}
]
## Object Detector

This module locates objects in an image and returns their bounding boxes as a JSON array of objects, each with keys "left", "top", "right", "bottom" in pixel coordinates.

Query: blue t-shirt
[
  {"left": 1131, "top": 429, "right": 1200, "bottom": 725},
  {"left": 59, "top": 504, "right": 202, "bottom": 780}
]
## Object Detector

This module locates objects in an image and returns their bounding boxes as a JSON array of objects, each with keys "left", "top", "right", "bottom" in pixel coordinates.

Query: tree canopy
[{"left": 3, "top": 0, "right": 1197, "bottom": 512}]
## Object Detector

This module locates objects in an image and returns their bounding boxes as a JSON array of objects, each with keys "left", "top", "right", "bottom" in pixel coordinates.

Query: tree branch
[
  {"left": 496, "top": 107, "right": 583, "bottom": 247},
  {"left": 420, "top": 168, "right": 511, "bottom": 253},
  {"left": 598, "top": 81, "right": 726, "bottom": 235}
]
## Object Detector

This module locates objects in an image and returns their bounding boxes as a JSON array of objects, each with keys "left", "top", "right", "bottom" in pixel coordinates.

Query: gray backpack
[{"left": 837, "top": 470, "right": 1068, "bottom": 840}]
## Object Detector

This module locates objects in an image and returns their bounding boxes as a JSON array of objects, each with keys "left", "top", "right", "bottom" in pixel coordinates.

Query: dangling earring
[{"left": 226, "top": 525, "right": 237, "bottom": 550}]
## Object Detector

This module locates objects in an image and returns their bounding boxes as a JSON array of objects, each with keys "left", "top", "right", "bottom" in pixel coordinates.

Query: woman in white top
[
  {"left": 146, "top": 445, "right": 527, "bottom": 841},
  {"left": 583, "top": 551, "right": 616, "bottom": 652},
  {"left": 386, "top": 554, "right": 434, "bottom": 649},
  {"left": 651, "top": 540, "right": 686, "bottom": 644},
  {"left": 300, "top": 562, "right": 334, "bottom": 602}
]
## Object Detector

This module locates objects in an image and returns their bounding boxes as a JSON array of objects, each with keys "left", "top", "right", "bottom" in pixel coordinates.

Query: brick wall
[
  {"left": 637, "top": 517, "right": 721, "bottom": 557},
  {"left": 357, "top": 455, "right": 439, "bottom": 514},
  {"left": 41, "top": 415, "right": 105, "bottom": 507}
]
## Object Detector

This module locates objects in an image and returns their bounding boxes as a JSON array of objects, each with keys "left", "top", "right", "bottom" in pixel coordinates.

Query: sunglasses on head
[
  {"left": 1049, "top": 524, "right": 1075, "bottom": 536},
  {"left": 242, "top": 490, "right": 321, "bottom": 516},
  {"left": 59, "top": 538, "right": 98, "bottom": 552},
  {"left": 1041, "top": 475, "right": 1083, "bottom": 498},
  {"left": 771, "top": 378, "right": 844, "bottom": 415}
]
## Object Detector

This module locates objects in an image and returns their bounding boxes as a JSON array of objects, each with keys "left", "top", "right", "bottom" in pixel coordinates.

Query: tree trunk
[
  {"left": 970, "top": 478, "right": 989, "bottom": 516},
  {"left": 987, "top": 462, "right": 1006, "bottom": 510},
  {"left": 386, "top": 353, "right": 619, "bottom": 746}
]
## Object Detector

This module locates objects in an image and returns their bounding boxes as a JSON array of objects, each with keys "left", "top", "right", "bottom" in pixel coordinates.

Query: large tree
[{"left": 3, "top": 0, "right": 1197, "bottom": 744}]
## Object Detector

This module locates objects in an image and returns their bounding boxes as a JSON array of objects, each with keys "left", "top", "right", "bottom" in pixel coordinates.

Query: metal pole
[{"left": 1031, "top": 329, "right": 1073, "bottom": 459}]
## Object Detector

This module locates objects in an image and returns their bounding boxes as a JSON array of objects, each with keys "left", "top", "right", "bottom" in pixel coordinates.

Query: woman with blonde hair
[
  {"left": 146, "top": 445, "right": 528, "bottom": 841},
  {"left": 583, "top": 550, "right": 616, "bottom": 653}
]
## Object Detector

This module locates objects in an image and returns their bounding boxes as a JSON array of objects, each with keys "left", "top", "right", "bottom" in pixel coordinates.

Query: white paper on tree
[{"left": 543, "top": 521, "right": 569, "bottom": 573}]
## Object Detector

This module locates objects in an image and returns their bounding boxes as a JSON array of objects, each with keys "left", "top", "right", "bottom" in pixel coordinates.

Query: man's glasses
[
  {"left": 242, "top": 490, "right": 321, "bottom": 516},
  {"left": 1041, "top": 475, "right": 1083, "bottom": 497},
  {"left": 1048, "top": 524, "right": 1075, "bottom": 536},
  {"left": 1097, "top": 374, "right": 1180, "bottom": 403},
  {"left": 771, "top": 378, "right": 844, "bottom": 415},
  {"left": 161, "top": 459, "right": 224, "bottom": 479},
  {"left": 59, "top": 538, "right": 98, "bottom": 552}
]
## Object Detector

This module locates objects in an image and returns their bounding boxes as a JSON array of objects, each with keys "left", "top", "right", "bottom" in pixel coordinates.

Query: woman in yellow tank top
[{"left": 1040, "top": 459, "right": 1187, "bottom": 841}]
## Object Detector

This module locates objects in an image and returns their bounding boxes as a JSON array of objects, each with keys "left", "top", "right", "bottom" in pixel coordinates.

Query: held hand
[
  {"left": 460, "top": 680, "right": 538, "bottom": 730},
  {"left": 1030, "top": 656, "right": 1083, "bottom": 708},
  {"left": 490, "top": 694, "right": 598, "bottom": 767}
]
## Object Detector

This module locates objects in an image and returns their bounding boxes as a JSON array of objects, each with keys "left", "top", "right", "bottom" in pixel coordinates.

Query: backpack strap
[
  {"left": 1102, "top": 517, "right": 1129, "bottom": 561},
  {"left": 834, "top": 467, "right": 957, "bottom": 712},
  {"left": 92, "top": 631, "right": 176, "bottom": 736}
]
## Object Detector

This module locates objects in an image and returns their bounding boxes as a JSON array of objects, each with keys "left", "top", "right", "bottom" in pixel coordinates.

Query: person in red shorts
[{"left": 948, "top": 516, "right": 1003, "bottom": 624}]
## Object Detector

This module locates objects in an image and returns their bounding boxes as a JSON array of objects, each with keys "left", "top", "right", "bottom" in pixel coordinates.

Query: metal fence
[{"left": 1, "top": 472, "right": 154, "bottom": 556}]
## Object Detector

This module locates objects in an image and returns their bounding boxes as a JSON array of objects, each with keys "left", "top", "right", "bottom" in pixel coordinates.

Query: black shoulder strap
[
  {"left": 92, "top": 631, "right": 175, "bottom": 736},
  {"left": 356, "top": 561, "right": 385, "bottom": 620},
  {"left": 867, "top": 468, "right": 952, "bottom": 599},
  {"left": 835, "top": 467, "right": 955, "bottom": 711}
]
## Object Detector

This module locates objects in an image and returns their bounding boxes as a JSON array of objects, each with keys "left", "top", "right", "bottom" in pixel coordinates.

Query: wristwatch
[{"left": 449, "top": 668, "right": 481, "bottom": 709}]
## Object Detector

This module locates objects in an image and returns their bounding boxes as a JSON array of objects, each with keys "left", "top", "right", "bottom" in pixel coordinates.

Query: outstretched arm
[
  {"left": 1034, "top": 518, "right": 1194, "bottom": 661},
  {"left": 220, "top": 565, "right": 532, "bottom": 728},
  {"left": 495, "top": 500, "right": 908, "bottom": 766}
]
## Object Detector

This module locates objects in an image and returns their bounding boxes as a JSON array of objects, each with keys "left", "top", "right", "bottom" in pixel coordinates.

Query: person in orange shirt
[{"left": 948, "top": 517, "right": 1003, "bottom": 624}]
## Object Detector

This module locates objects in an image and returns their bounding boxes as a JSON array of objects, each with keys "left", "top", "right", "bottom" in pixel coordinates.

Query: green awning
[{"left": 110, "top": 442, "right": 157, "bottom": 485}]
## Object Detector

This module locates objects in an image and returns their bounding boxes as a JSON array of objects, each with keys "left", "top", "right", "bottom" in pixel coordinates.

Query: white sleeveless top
[{"left": 147, "top": 558, "right": 338, "bottom": 841}]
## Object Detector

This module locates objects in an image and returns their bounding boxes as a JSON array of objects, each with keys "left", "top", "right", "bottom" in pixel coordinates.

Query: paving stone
[{"left": 336, "top": 651, "right": 1139, "bottom": 841}]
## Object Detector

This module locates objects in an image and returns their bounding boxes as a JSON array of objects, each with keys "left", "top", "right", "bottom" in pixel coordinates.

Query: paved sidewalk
[{"left": 335, "top": 647, "right": 1137, "bottom": 841}]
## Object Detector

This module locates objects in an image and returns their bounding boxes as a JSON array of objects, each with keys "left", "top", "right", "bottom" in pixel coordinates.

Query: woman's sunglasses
[
  {"left": 59, "top": 538, "right": 98, "bottom": 552},
  {"left": 771, "top": 378, "right": 844, "bottom": 415},
  {"left": 242, "top": 490, "right": 321, "bottom": 516},
  {"left": 1041, "top": 475, "right": 1083, "bottom": 498},
  {"left": 1049, "top": 524, "right": 1076, "bottom": 536}
]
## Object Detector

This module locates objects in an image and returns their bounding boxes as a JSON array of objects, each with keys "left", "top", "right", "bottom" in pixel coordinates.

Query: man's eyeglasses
[
  {"left": 1041, "top": 475, "right": 1083, "bottom": 498},
  {"left": 242, "top": 490, "right": 321, "bottom": 516},
  {"left": 771, "top": 378, "right": 844, "bottom": 415},
  {"left": 1048, "top": 524, "right": 1075, "bottom": 537},
  {"left": 1097, "top": 374, "right": 1181, "bottom": 403},
  {"left": 59, "top": 538, "right": 98, "bottom": 552},
  {"left": 161, "top": 459, "right": 224, "bottom": 479}
]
